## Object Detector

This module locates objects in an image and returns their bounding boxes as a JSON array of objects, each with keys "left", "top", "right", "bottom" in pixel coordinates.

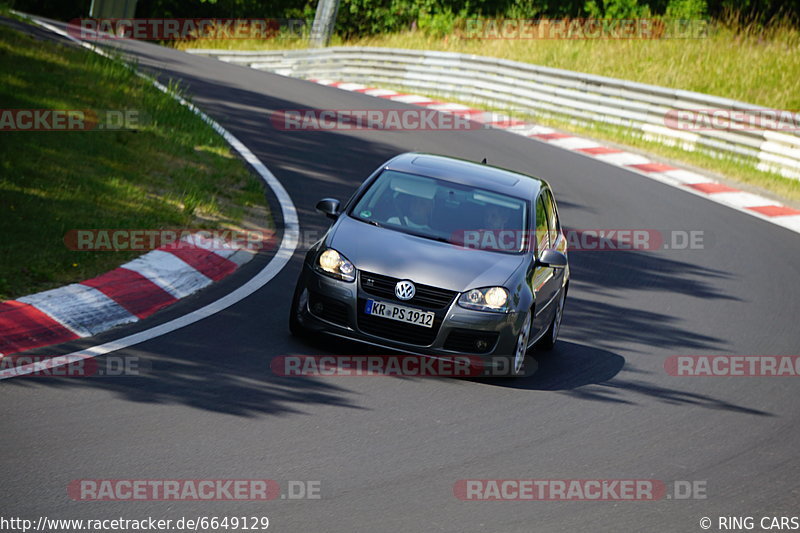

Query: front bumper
[{"left": 295, "top": 265, "right": 524, "bottom": 363}]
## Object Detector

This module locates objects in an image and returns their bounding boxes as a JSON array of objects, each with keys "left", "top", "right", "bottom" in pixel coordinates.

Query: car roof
[{"left": 382, "top": 152, "right": 545, "bottom": 199}]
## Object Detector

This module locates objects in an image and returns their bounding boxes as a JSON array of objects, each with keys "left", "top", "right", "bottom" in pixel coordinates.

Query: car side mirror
[
  {"left": 536, "top": 249, "right": 567, "bottom": 268},
  {"left": 316, "top": 198, "right": 341, "bottom": 219}
]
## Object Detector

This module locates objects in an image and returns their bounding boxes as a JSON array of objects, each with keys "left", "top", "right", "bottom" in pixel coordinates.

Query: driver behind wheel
[{"left": 388, "top": 195, "right": 434, "bottom": 230}]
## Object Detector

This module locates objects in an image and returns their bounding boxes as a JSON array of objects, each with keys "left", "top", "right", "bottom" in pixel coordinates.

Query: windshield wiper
[{"left": 404, "top": 231, "right": 452, "bottom": 244}]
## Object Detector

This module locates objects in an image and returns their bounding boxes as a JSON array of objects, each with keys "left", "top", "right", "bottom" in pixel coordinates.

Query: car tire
[
  {"left": 537, "top": 286, "right": 566, "bottom": 351},
  {"left": 508, "top": 310, "right": 533, "bottom": 377},
  {"left": 288, "top": 280, "right": 308, "bottom": 337}
]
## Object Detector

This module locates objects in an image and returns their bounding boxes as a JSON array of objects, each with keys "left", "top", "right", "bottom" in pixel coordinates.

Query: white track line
[
  {"left": 547, "top": 137, "right": 602, "bottom": 150},
  {"left": 389, "top": 94, "right": 433, "bottom": 104},
  {"left": 363, "top": 89, "right": 398, "bottom": 97},
  {"left": 592, "top": 152, "right": 652, "bottom": 166},
  {"left": 774, "top": 216, "right": 800, "bottom": 232}
]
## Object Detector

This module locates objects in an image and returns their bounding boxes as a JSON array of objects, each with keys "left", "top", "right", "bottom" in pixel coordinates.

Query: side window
[
  {"left": 542, "top": 189, "right": 559, "bottom": 246},
  {"left": 535, "top": 195, "right": 549, "bottom": 252}
]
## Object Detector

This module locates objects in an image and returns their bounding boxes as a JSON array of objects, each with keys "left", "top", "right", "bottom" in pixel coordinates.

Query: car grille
[
  {"left": 443, "top": 329, "right": 500, "bottom": 354},
  {"left": 308, "top": 292, "right": 350, "bottom": 327},
  {"left": 359, "top": 271, "right": 457, "bottom": 309},
  {"left": 356, "top": 298, "right": 442, "bottom": 346}
]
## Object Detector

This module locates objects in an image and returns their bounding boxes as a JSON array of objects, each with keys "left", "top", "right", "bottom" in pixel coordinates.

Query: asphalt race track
[{"left": 2, "top": 18, "right": 800, "bottom": 533}]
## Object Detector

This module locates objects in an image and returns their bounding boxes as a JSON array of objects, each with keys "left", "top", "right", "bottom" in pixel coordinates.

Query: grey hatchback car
[{"left": 288, "top": 153, "right": 569, "bottom": 376}]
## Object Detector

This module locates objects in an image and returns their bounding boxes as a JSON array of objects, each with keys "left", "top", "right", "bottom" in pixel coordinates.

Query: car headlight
[
  {"left": 458, "top": 286, "right": 509, "bottom": 313},
  {"left": 315, "top": 248, "right": 356, "bottom": 282}
]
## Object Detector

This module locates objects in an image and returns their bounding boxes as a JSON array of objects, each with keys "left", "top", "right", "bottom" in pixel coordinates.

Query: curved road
[{"left": 2, "top": 19, "right": 800, "bottom": 532}]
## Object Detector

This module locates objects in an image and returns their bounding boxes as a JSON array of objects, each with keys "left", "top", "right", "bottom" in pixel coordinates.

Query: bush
[
  {"left": 418, "top": 7, "right": 462, "bottom": 37},
  {"left": 584, "top": 0, "right": 651, "bottom": 18},
  {"left": 335, "top": 0, "right": 417, "bottom": 37},
  {"left": 11, "top": 0, "right": 91, "bottom": 19},
  {"left": 665, "top": 0, "right": 707, "bottom": 18}
]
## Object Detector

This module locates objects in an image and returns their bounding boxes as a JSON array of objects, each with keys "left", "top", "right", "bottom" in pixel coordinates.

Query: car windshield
[{"left": 349, "top": 170, "right": 529, "bottom": 253}]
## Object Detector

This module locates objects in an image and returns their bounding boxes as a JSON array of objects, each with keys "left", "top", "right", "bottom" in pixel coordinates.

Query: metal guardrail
[{"left": 187, "top": 47, "right": 800, "bottom": 180}]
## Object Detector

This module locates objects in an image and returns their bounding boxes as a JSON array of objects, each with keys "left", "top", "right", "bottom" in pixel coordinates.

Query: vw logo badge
[{"left": 395, "top": 280, "right": 416, "bottom": 301}]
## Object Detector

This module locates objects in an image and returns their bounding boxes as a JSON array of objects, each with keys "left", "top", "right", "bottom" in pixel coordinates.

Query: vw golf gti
[{"left": 288, "top": 153, "right": 569, "bottom": 376}]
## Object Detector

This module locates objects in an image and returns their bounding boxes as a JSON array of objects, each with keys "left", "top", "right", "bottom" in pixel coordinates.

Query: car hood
[{"left": 328, "top": 216, "right": 527, "bottom": 292}]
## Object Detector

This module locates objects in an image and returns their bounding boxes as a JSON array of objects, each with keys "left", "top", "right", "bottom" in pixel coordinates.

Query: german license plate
[{"left": 364, "top": 299, "right": 434, "bottom": 328}]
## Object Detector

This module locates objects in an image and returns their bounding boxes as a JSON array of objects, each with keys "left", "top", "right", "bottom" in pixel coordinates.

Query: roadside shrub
[
  {"left": 335, "top": 0, "right": 418, "bottom": 37},
  {"left": 584, "top": 0, "right": 652, "bottom": 18},
  {"left": 665, "top": 0, "right": 707, "bottom": 18},
  {"left": 418, "top": 7, "right": 463, "bottom": 37}
]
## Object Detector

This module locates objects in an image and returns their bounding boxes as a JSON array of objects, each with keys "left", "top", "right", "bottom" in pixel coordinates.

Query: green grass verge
[{"left": 0, "top": 23, "right": 271, "bottom": 301}]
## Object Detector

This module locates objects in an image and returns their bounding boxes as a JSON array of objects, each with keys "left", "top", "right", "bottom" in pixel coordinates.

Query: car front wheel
[
  {"left": 510, "top": 311, "right": 533, "bottom": 377},
  {"left": 288, "top": 280, "right": 308, "bottom": 337},
  {"left": 537, "top": 287, "right": 566, "bottom": 350}
]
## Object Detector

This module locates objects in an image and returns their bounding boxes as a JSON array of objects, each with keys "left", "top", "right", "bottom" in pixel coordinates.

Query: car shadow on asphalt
[{"left": 474, "top": 340, "right": 771, "bottom": 416}]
